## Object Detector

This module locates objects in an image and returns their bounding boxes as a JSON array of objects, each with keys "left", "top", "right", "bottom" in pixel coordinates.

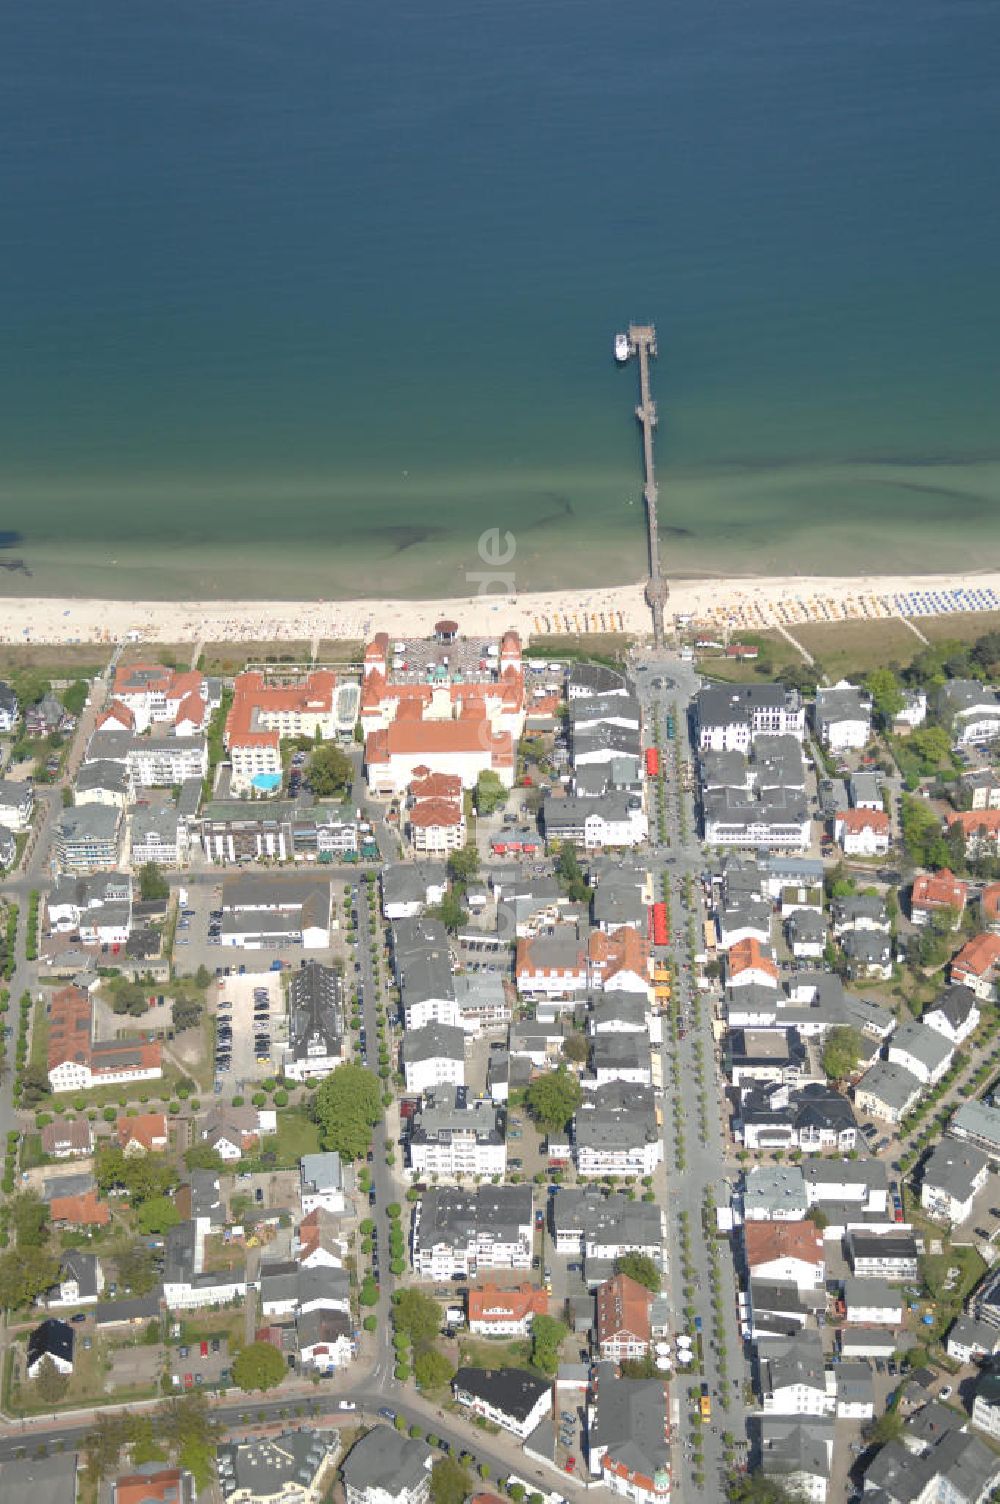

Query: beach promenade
[{"left": 0, "top": 571, "right": 998, "bottom": 648}]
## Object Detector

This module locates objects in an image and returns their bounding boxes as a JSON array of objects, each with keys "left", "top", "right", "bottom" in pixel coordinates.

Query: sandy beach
[{"left": 0, "top": 570, "right": 998, "bottom": 650}]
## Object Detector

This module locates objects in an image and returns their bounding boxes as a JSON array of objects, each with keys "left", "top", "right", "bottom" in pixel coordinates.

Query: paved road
[{"left": 634, "top": 649, "right": 748, "bottom": 1499}]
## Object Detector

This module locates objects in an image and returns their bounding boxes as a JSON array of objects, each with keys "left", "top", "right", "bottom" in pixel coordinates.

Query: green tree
[
  {"left": 115, "top": 1242, "right": 158, "bottom": 1296},
  {"left": 139, "top": 862, "right": 169, "bottom": 902},
  {"left": 312, "top": 1063, "right": 383, "bottom": 1160},
  {"left": 430, "top": 891, "right": 467, "bottom": 934},
  {"left": 901, "top": 795, "right": 950, "bottom": 870},
  {"left": 525, "top": 1067, "right": 582, "bottom": 1135},
  {"left": 60, "top": 680, "right": 90, "bottom": 717},
  {"left": 865, "top": 668, "right": 905, "bottom": 726},
  {"left": 414, "top": 1345, "right": 455, "bottom": 1391},
  {"left": 110, "top": 979, "right": 149, "bottom": 1017},
  {"left": 475, "top": 770, "right": 508, "bottom": 815},
  {"left": 194, "top": 964, "right": 212, "bottom": 989},
  {"left": 429, "top": 1457, "right": 473, "bottom": 1504},
  {"left": 562, "top": 1032, "right": 589, "bottom": 1065},
  {"left": 821, "top": 1026, "right": 862, "bottom": 1082},
  {"left": 447, "top": 844, "right": 480, "bottom": 886},
  {"left": 19, "top": 1063, "right": 52, "bottom": 1106},
  {"left": 158, "top": 1394, "right": 222, "bottom": 1491},
  {"left": 306, "top": 743, "right": 353, "bottom": 797},
  {"left": 232, "top": 1341, "right": 287, "bottom": 1393},
  {"left": 136, "top": 1196, "right": 181, "bottom": 1235},
  {"left": 909, "top": 725, "right": 952, "bottom": 768},
  {"left": 614, "top": 1251, "right": 662, "bottom": 1293},
  {"left": 183, "top": 1144, "right": 225, "bottom": 1172},
  {"left": 556, "top": 843, "right": 590, "bottom": 904},
  {"left": 530, "top": 1314, "right": 568, "bottom": 1376},
  {"left": 805, "top": 1206, "right": 829, "bottom": 1231},
  {"left": 0, "top": 1247, "right": 60, "bottom": 1310},
  {"left": 393, "top": 1288, "right": 443, "bottom": 1350},
  {"left": 11, "top": 1191, "right": 49, "bottom": 1248},
  {"left": 173, "top": 997, "right": 204, "bottom": 1032},
  {"left": 95, "top": 1147, "right": 175, "bottom": 1205},
  {"left": 728, "top": 1475, "right": 806, "bottom": 1504},
  {"left": 34, "top": 1355, "right": 70, "bottom": 1404},
  {"left": 867, "top": 1406, "right": 904, "bottom": 1446}
]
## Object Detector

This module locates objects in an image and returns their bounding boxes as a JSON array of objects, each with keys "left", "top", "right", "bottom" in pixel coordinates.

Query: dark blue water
[{"left": 1, "top": 0, "right": 998, "bottom": 598}]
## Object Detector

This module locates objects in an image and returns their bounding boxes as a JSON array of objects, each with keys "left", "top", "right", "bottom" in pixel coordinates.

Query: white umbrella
[
  {"left": 655, "top": 1357, "right": 672, "bottom": 1372},
  {"left": 655, "top": 1342, "right": 672, "bottom": 1356},
  {"left": 675, "top": 1349, "right": 692, "bottom": 1364}
]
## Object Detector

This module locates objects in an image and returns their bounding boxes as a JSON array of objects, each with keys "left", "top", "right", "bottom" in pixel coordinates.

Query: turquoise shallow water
[{"left": 1, "top": 0, "right": 999, "bottom": 599}]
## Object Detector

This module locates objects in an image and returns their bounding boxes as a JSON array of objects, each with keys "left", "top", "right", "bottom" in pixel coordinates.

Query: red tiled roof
[
  {"left": 41, "top": 1119, "right": 92, "bottom": 1153},
  {"left": 950, "top": 811, "right": 1000, "bottom": 839},
  {"left": 595, "top": 1273, "right": 653, "bottom": 1346},
  {"left": 409, "top": 771, "right": 463, "bottom": 802},
  {"left": 116, "top": 1112, "right": 168, "bottom": 1151},
  {"left": 115, "top": 1471, "right": 184, "bottom": 1504},
  {"left": 468, "top": 1281, "right": 548, "bottom": 1324},
  {"left": 367, "top": 716, "right": 514, "bottom": 765},
  {"left": 728, "top": 938, "right": 779, "bottom": 982},
  {"left": 51, "top": 1189, "right": 110, "bottom": 1226},
  {"left": 408, "top": 798, "right": 463, "bottom": 829},
  {"left": 911, "top": 869, "right": 968, "bottom": 912},
  {"left": 97, "top": 700, "right": 135, "bottom": 731},
  {"left": 837, "top": 808, "right": 891, "bottom": 834},
  {"left": 225, "top": 670, "right": 338, "bottom": 749},
  {"left": 952, "top": 932, "right": 1000, "bottom": 979},
  {"left": 174, "top": 691, "right": 205, "bottom": 728},
  {"left": 744, "top": 1220, "right": 825, "bottom": 1269},
  {"left": 48, "top": 986, "right": 93, "bottom": 1072},
  {"left": 982, "top": 883, "right": 1000, "bottom": 924},
  {"left": 588, "top": 926, "right": 650, "bottom": 981}
]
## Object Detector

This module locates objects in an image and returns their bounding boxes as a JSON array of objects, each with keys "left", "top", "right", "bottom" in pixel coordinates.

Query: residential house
[
  {"left": 341, "top": 1426, "right": 433, "bottom": 1504},
  {"left": 842, "top": 1277, "right": 904, "bottom": 1327},
  {"left": 217, "top": 1429, "right": 337, "bottom": 1504},
  {"left": 840, "top": 929, "right": 893, "bottom": 981},
  {"left": 921, "top": 1141, "right": 990, "bottom": 1225},
  {"left": 595, "top": 1273, "right": 654, "bottom": 1361},
  {"left": 0, "top": 680, "right": 18, "bottom": 731},
  {"left": 831, "top": 893, "right": 890, "bottom": 937},
  {"left": 407, "top": 1088, "right": 506, "bottom": 1181},
  {"left": 727, "top": 938, "right": 780, "bottom": 990},
  {"left": 401, "top": 1023, "right": 466, "bottom": 1094},
  {"left": 742, "top": 1166, "right": 809, "bottom": 1223},
  {"left": 951, "top": 931, "right": 1000, "bottom": 999},
  {"left": 836, "top": 1362, "right": 875, "bottom": 1419},
  {"left": 299, "top": 1153, "right": 346, "bottom": 1216},
  {"left": 737, "top": 1081, "right": 858, "bottom": 1153},
  {"left": 911, "top": 869, "right": 968, "bottom": 927},
  {"left": 946, "top": 1315, "right": 1000, "bottom": 1365},
  {"left": 923, "top": 984, "right": 981, "bottom": 1047},
  {"left": 846, "top": 1230, "right": 920, "bottom": 1281},
  {"left": 888, "top": 1018, "right": 955, "bottom": 1086},
  {"left": 743, "top": 1221, "right": 825, "bottom": 1295},
  {"left": 47, "top": 984, "right": 161, "bottom": 1093},
  {"left": 574, "top": 1081, "right": 663, "bottom": 1178},
  {"left": 587, "top": 925, "right": 651, "bottom": 995},
  {"left": 114, "top": 1469, "right": 194, "bottom": 1504},
  {"left": 26, "top": 1318, "right": 74, "bottom": 1377},
  {"left": 0, "top": 778, "right": 34, "bottom": 832},
  {"left": 786, "top": 910, "right": 826, "bottom": 960},
  {"left": 515, "top": 927, "right": 589, "bottom": 999},
  {"left": 451, "top": 1367, "right": 552, "bottom": 1439},
  {"left": 467, "top": 1282, "right": 547, "bottom": 1337},
  {"left": 853, "top": 1060, "right": 922, "bottom": 1124},
  {"left": 40, "top": 1119, "right": 93, "bottom": 1159},
  {"left": 757, "top": 1418, "right": 833, "bottom": 1504},
  {"left": 220, "top": 874, "right": 331, "bottom": 950},
  {"left": 757, "top": 1330, "right": 833, "bottom": 1416},
  {"left": 695, "top": 684, "right": 805, "bottom": 752},
  {"left": 54, "top": 805, "right": 123, "bottom": 871},
  {"left": 49, "top": 1251, "right": 104, "bottom": 1308},
  {"left": 411, "top": 1186, "right": 533, "bottom": 1280},
  {"left": 382, "top": 863, "right": 448, "bottom": 921},
  {"left": 937, "top": 679, "right": 1000, "bottom": 747},
  {"left": 814, "top": 681, "right": 872, "bottom": 751},
  {"left": 950, "top": 1098, "right": 1000, "bottom": 1161},
  {"left": 972, "top": 1365, "right": 1000, "bottom": 1441},
  {"left": 587, "top": 1367, "right": 671, "bottom": 1504},
  {"left": 949, "top": 809, "right": 1000, "bottom": 858},
  {"left": 834, "top": 808, "right": 890, "bottom": 857},
  {"left": 49, "top": 1189, "right": 111, "bottom": 1228},
  {"left": 284, "top": 962, "right": 345, "bottom": 1082},
  {"left": 116, "top": 1113, "right": 168, "bottom": 1156}
]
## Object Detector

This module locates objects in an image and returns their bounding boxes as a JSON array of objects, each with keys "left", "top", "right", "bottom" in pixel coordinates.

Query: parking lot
[
  {"left": 214, "top": 971, "right": 286, "bottom": 1088},
  {"left": 169, "top": 1335, "right": 231, "bottom": 1391}
]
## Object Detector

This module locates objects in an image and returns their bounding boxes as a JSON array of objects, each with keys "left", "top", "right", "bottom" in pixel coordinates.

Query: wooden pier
[{"left": 625, "top": 322, "right": 668, "bottom": 645}]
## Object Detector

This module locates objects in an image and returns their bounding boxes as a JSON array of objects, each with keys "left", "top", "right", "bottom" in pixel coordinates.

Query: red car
[
  {"left": 565, "top": 1458, "right": 576, "bottom": 1474},
  {"left": 200, "top": 1340, "right": 209, "bottom": 1357},
  {"left": 183, "top": 1373, "right": 193, "bottom": 1389}
]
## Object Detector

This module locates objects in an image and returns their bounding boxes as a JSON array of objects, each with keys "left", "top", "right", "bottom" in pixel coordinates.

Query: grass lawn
[
  {"left": 199, "top": 641, "right": 312, "bottom": 674},
  {"left": 695, "top": 632, "right": 804, "bottom": 683},
  {"left": 0, "top": 643, "right": 112, "bottom": 678},
  {"left": 920, "top": 1244, "right": 988, "bottom": 1339},
  {"left": 793, "top": 618, "right": 923, "bottom": 679},
  {"left": 176, "top": 1307, "right": 245, "bottom": 1349},
  {"left": 523, "top": 632, "right": 633, "bottom": 666},
  {"left": 317, "top": 639, "right": 365, "bottom": 663},
  {"left": 118, "top": 642, "right": 190, "bottom": 668},
  {"left": 458, "top": 1336, "right": 534, "bottom": 1370},
  {"left": 261, "top": 1108, "right": 322, "bottom": 1168},
  {"left": 9, "top": 1331, "right": 160, "bottom": 1416},
  {"left": 29, "top": 997, "right": 49, "bottom": 1071},
  {"left": 915, "top": 611, "right": 1000, "bottom": 644}
]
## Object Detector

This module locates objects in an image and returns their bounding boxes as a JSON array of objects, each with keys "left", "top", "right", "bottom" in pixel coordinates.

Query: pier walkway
[{"left": 626, "top": 323, "right": 668, "bottom": 644}]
